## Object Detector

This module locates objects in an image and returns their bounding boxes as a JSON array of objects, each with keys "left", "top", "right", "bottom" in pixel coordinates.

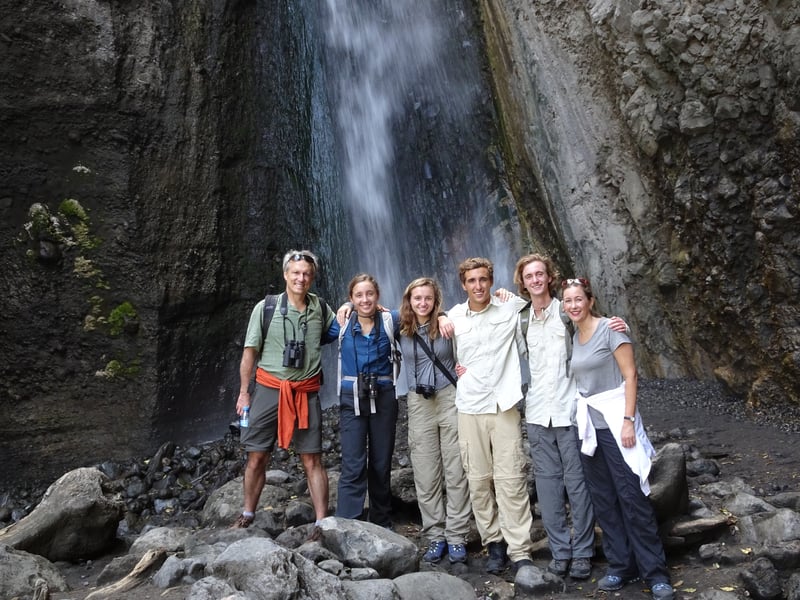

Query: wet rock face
[
  {"left": 0, "top": 0, "right": 322, "bottom": 486},
  {"left": 480, "top": 0, "right": 799, "bottom": 406}
]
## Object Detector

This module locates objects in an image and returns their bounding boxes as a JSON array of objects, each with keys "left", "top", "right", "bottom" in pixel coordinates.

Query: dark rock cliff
[{"left": 0, "top": 0, "right": 330, "bottom": 486}]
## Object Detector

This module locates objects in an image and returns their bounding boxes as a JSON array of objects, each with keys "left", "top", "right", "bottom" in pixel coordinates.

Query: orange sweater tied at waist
[{"left": 256, "top": 368, "right": 322, "bottom": 450}]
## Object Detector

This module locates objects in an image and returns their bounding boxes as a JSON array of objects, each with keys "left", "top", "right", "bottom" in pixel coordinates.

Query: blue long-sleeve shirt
[{"left": 329, "top": 310, "right": 400, "bottom": 394}]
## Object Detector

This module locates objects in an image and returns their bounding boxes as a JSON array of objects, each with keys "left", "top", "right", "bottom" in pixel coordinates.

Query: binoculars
[
  {"left": 358, "top": 372, "right": 379, "bottom": 403},
  {"left": 282, "top": 340, "right": 306, "bottom": 369}
]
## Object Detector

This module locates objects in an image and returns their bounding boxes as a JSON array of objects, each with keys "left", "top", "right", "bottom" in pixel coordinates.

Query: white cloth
[
  {"left": 575, "top": 381, "right": 656, "bottom": 495},
  {"left": 448, "top": 296, "right": 527, "bottom": 414}
]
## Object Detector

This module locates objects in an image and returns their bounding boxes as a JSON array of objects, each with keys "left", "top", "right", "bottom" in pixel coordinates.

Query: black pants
[
  {"left": 580, "top": 428, "right": 670, "bottom": 585},
  {"left": 335, "top": 386, "right": 398, "bottom": 527}
]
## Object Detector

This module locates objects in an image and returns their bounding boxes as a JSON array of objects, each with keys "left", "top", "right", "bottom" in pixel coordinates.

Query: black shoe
[
  {"left": 569, "top": 557, "right": 592, "bottom": 579},
  {"left": 547, "top": 558, "right": 569, "bottom": 577},
  {"left": 486, "top": 541, "right": 508, "bottom": 574}
]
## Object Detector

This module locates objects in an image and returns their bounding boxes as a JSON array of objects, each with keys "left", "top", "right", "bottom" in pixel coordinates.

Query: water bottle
[{"left": 240, "top": 406, "right": 250, "bottom": 428}]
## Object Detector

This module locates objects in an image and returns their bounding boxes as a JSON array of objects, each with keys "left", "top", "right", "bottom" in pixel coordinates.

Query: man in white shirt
[
  {"left": 448, "top": 257, "right": 536, "bottom": 592},
  {"left": 513, "top": 254, "right": 595, "bottom": 580}
]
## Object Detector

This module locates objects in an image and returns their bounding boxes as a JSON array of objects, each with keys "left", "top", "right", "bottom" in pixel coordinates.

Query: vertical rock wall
[
  {"left": 0, "top": 0, "right": 328, "bottom": 486},
  {"left": 479, "top": 0, "right": 799, "bottom": 406}
]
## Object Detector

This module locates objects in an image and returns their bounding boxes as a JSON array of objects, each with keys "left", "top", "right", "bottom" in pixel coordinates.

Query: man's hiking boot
[{"left": 486, "top": 541, "right": 507, "bottom": 574}]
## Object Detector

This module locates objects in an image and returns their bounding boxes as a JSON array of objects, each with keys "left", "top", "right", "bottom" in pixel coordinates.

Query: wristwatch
[{"left": 623, "top": 415, "right": 635, "bottom": 423}]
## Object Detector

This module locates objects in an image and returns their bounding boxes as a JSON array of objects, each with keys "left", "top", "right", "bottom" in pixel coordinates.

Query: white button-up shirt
[
  {"left": 522, "top": 297, "right": 577, "bottom": 427},
  {"left": 449, "top": 296, "right": 527, "bottom": 414}
]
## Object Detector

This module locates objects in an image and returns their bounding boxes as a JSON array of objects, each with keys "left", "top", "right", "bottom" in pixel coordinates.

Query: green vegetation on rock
[{"left": 108, "top": 301, "right": 138, "bottom": 336}]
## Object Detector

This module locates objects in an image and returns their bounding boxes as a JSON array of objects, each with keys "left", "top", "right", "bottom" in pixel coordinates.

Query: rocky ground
[{"left": 6, "top": 378, "right": 800, "bottom": 600}]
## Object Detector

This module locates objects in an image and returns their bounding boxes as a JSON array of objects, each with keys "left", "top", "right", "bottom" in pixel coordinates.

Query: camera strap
[{"left": 413, "top": 333, "right": 458, "bottom": 388}]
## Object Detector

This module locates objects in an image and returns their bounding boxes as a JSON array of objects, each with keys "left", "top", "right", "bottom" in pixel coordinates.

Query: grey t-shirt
[
  {"left": 570, "top": 318, "right": 632, "bottom": 429},
  {"left": 398, "top": 322, "right": 457, "bottom": 391}
]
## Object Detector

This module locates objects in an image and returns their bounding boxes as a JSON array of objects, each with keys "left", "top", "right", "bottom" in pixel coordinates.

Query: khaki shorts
[{"left": 240, "top": 383, "right": 323, "bottom": 454}]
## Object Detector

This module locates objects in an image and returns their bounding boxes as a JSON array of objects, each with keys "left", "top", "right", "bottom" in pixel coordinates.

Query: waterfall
[{"left": 320, "top": 0, "right": 523, "bottom": 306}]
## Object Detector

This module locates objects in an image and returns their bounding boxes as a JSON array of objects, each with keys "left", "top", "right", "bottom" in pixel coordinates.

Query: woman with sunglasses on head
[
  {"left": 397, "top": 277, "right": 471, "bottom": 565},
  {"left": 331, "top": 273, "right": 401, "bottom": 529},
  {"left": 561, "top": 278, "right": 673, "bottom": 600}
]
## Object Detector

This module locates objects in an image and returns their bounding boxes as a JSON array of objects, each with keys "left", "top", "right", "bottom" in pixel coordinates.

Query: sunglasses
[
  {"left": 290, "top": 253, "right": 316, "bottom": 266},
  {"left": 561, "top": 277, "right": 589, "bottom": 288}
]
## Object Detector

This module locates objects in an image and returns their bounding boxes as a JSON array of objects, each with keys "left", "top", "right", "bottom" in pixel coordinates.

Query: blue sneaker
[
  {"left": 448, "top": 542, "right": 467, "bottom": 564},
  {"left": 423, "top": 540, "right": 447, "bottom": 563},
  {"left": 650, "top": 582, "right": 674, "bottom": 600}
]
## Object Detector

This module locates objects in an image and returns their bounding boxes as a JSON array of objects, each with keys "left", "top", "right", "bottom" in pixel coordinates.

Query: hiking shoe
[
  {"left": 514, "top": 558, "right": 534, "bottom": 569},
  {"left": 597, "top": 574, "right": 638, "bottom": 591},
  {"left": 569, "top": 557, "right": 592, "bottom": 579},
  {"left": 650, "top": 582, "right": 674, "bottom": 600},
  {"left": 423, "top": 540, "right": 447, "bottom": 563},
  {"left": 448, "top": 543, "right": 467, "bottom": 564},
  {"left": 514, "top": 560, "right": 537, "bottom": 594},
  {"left": 230, "top": 513, "right": 254, "bottom": 529},
  {"left": 547, "top": 558, "right": 569, "bottom": 577},
  {"left": 486, "top": 541, "right": 508, "bottom": 574}
]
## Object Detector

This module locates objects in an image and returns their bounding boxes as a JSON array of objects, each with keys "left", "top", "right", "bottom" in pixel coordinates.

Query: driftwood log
[{"left": 84, "top": 548, "right": 168, "bottom": 600}]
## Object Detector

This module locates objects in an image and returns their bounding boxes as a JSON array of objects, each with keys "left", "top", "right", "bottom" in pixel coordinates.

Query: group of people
[{"left": 230, "top": 249, "right": 674, "bottom": 600}]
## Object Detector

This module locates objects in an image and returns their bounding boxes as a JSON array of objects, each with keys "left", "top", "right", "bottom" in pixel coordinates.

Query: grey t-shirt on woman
[{"left": 570, "top": 318, "right": 632, "bottom": 429}]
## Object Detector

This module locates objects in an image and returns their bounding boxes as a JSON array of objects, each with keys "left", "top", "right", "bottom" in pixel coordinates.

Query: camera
[
  {"left": 282, "top": 339, "right": 306, "bottom": 368},
  {"left": 415, "top": 384, "right": 436, "bottom": 399},
  {"left": 357, "top": 372, "right": 379, "bottom": 403}
]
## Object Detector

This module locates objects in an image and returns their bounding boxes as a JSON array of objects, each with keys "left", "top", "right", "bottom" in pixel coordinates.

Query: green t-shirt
[{"left": 244, "top": 293, "right": 333, "bottom": 381}]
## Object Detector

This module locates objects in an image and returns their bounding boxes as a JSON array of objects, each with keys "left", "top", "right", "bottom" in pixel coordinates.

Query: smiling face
[
  {"left": 351, "top": 280, "right": 379, "bottom": 317},
  {"left": 562, "top": 283, "right": 595, "bottom": 326},
  {"left": 462, "top": 267, "right": 493, "bottom": 311},
  {"left": 283, "top": 259, "right": 315, "bottom": 296},
  {"left": 409, "top": 284, "right": 435, "bottom": 321},
  {"left": 521, "top": 260, "right": 553, "bottom": 305}
]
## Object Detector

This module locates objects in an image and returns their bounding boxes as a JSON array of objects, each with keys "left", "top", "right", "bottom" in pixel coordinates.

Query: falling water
[{"left": 321, "top": 0, "right": 523, "bottom": 305}]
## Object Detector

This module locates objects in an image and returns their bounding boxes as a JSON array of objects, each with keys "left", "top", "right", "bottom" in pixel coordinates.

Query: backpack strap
[
  {"left": 260, "top": 294, "right": 280, "bottom": 356},
  {"left": 315, "top": 296, "right": 331, "bottom": 340},
  {"left": 380, "top": 311, "right": 402, "bottom": 385},
  {"left": 518, "top": 301, "right": 531, "bottom": 351},
  {"left": 336, "top": 312, "right": 357, "bottom": 397}
]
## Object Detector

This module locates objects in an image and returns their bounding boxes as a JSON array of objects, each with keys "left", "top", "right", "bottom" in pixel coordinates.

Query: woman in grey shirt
[
  {"left": 562, "top": 278, "right": 673, "bottom": 600},
  {"left": 398, "top": 277, "right": 471, "bottom": 565}
]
